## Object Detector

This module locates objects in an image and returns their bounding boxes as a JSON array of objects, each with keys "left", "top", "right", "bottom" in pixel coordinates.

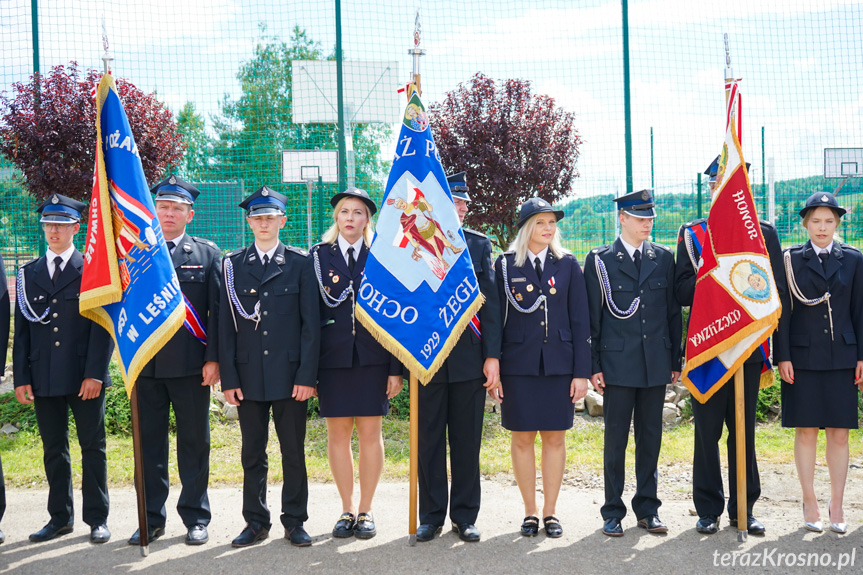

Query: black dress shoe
[
  {"left": 90, "top": 524, "right": 111, "bottom": 544},
  {"left": 695, "top": 516, "right": 719, "bottom": 535},
  {"left": 29, "top": 522, "right": 73, "bottom": 543},
  {"left": 730, "top": 515, "right": 765, "bottom": 535},
  {"left": 127, "top": 525, "right": 165, "bottom": 545},
  {"left": 354, "top": 513, "right": 376, "bottom": 540},
  {"left": 285, "top": 525, "right": 311, "bottom": 547},
  {"left": 231, "top": 523, "right": 269, "bottom": 548},
  {"left": 415, "top": 523, "right": 442, "bottom": 542},
  {"left": 543, "top": 516, "right": 563, "bottom": 538},
  {"left": 520, "top": 516, "right": 539, "bottom": 537},
  {"left": 637, "top": 515, "right": 668, "bottom": 534},
  {"left": 332, "top": 512, "right": 356, "bottom": 538},
  {"left": 186, "top": 524, "right": 209, "bottom": 545},
  {"left": 452, "top": 523, "right": 481, "bottom": 542},
  {"left": 602, "top": 518, "right": 624, "bottom": 537}
]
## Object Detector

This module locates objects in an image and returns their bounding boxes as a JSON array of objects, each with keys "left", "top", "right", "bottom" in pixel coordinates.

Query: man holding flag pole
[
  {"left": 356, "top": 10, "right": 485, "bottom": 545},
  {"left": 79, "top": 45, "right": 186, "bottom": 556},
  {"left": 676, "top": 37, "right": 784, "bottom": 541}
]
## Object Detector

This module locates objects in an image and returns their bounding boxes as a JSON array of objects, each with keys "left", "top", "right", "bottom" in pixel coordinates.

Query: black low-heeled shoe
[
  {"left": 332, "top": 512, "right": 356, "bottom": 538},
  {"left": 354, "top": 513, "right": 377, "bottom": 539},
  {"left": 543, "top": 516, "right": 563, "bottom": 538},
  {"left": 520, "top": 516, "right": 539, "bottom": 537}
]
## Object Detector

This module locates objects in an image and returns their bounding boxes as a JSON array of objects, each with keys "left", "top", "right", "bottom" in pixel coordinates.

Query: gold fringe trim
[
  {"left": 759, "top": 368, "right": 775, "bottom": 390},
  {"left": 356, "top": 292, "right": 485, "bottom": 385},
  {"left": 79, "top": 73, "right": 123, "bottom": 312},
  {"left": 681, "top": 309, "right": 781, "bottom": 404}
]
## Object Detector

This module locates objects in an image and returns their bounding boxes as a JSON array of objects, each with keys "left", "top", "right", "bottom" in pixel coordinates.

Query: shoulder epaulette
[
  {"left": 463, "top": 228, "right": 488, "bottom": 239},
  {"left": 225, "top": 248, "right": 244, "bottom": 259},
  {"left": 683, "top": 218, "right": 706, "bottom": 229},
  {"left": 651, "top": 242, "right": 672, "bottom": 252},
  {"left": 841, "top": 243, "right": 861, "bottom": 253},
  {"left": 590, "top": 244, "right": 611, "bottom": 255},
  {"left": 192, "top": 236, "right": 219, "bottom": 250},
  {"left": 20, "top": 257, "right": 39, "bottom": 268},
  {"left": 285, "top": 245, "right": 309, "bottom": 257},
  {"left": 760, "top": 220, "right": 776, "bottom": 230}
]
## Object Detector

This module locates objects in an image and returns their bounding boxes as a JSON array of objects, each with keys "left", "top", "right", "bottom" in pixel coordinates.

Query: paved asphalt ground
[{"left": 0, "top": 474, "right": 860, "bottom": 574}]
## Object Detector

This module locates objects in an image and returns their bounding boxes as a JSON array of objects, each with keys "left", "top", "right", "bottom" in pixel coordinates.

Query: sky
[{"left": 1, "top": 0, "right": 862, "bottom": 200}]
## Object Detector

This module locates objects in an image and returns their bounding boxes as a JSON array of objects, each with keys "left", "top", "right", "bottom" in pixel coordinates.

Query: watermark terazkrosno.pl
[{"left": 713, "top": 548, "right": 856, "bottom": 570}]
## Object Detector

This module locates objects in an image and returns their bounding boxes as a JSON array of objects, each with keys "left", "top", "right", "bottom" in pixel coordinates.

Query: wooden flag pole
[
  {"left": 724, "top": 34, "right": 747, "bottom": 543},
  {"left": 408, "top": 372, "right": 419, "bottom": 545},
  {"left": 130, "top": 385, "right": 150, "bottom": 555},
  {"left": 733, "top": 366, "right": 747, "bottom": 542}
]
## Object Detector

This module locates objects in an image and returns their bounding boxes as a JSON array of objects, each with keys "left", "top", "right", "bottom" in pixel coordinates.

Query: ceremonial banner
[
  {"left": 356, "top": 89, "right": 483, "bottom": 383},
  {"left": 681, "top": 82, "right": 781, "bottom": 403},
  {"left": 80, "top": 74, "right": 184, "bottom": 395}
]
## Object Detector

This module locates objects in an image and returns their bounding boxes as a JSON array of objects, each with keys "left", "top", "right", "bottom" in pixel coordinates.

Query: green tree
[{"left": 176, "top": 102, "right": 212, "bottom": 180}]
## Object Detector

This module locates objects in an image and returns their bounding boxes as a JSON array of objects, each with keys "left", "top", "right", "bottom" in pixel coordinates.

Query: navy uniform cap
[
  {"left": 614, "top": 189, "right": 655, "bottom": 218},
  {"left": 37, "top": 193, "right": 85, "bottom": 224},
  {"left": 330, "top": 186, "right": 377, "bottom": 215},
  {"left": 704, "top": 155, "right": 721, "bottom": 182},
  {"left": 446, "top": 171, "right": 471, "bottom": 202},
  {"left": 517, "top": 197, "right": 564, "bottom": 229},
  {"left": 239, "top": 186, "right": 288, "bottom": 217},
  {"left": 799, "top": 191, "right": 847, "bottom": 218},
  {"left": 151, "top": 175, "right": 200, "bottom": 205}
]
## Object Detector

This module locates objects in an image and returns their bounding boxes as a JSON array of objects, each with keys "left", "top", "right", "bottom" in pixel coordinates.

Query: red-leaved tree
[
  {"left": 0, "top": 62, "right": 185, "bottom": 207},
  {"left": 430, "top": 72, "right": 582, "bottom": 249}
]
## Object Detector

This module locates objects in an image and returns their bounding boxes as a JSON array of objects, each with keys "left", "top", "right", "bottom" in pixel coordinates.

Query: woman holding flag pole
[
  {"left": 310, "top": 187, "right": 403, "bottom": 540},
  {"left": 490, "top": 198, "right": 591, "bottom": 538},
  {"left": 776, "top": 192, "right": 863, "bottom": 535}
]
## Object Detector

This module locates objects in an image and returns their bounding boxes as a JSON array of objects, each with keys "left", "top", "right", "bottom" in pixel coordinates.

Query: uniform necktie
[
  {"left": 263, "top": 254, "right": 270, "bottom": 269},
  {"left": 347, "top": 246, "right": 356, "bottom": 273},
  {"left": 166, "top": 240, "right": 176, "bottom": 254},
  {"left": 819, "top": 251, "right": 829, "bottom": 271},
  {"left": 534, "top": 257, "right": 543, "bottom": 282},
  {"left": 634, "top": 249, "right": 642, "bottom": 272},
  {"left": 51, "top": 256, "right": 63, "bottom": 285}
]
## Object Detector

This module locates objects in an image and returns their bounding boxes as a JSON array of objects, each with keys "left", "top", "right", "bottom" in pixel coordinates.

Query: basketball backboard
[
  {"left": 281, "top": 150, "right": 338, "bottom": 183},
  {"left": 292, "top": 60, "right": 401, "bottom": 124},
  {"left": 824, "top": 148, "right": 863, "bottom": 178}
]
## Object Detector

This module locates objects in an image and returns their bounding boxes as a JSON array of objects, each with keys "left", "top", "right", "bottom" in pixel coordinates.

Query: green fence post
[
  {"left": 697, "top": 173, "right": 703, "bottom": 220},
  {"left": 621, "top": 0, "right": 633, "bottom": 195},
  {"left": 335, "top": 0, "right": 347, "bottom": 192}
]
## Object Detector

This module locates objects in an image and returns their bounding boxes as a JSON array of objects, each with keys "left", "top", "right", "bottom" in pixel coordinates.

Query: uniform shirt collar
[
  {"left": 255, "top": 242, "right": 278, "bottom": 262},
  {"left": 816, "top": 240, "right": 834, "bottom": 255},
  {"left": 46, "top": 245, "right": 75, "bottom": 272},
  {"left": 528, "top": 246, "right": 549, "bottom": 270},
  {"left": 337, "top": 234, "right": 364, "bottom": 265},
  {"left": 619, "top": 236, "right": 644, "bottom": 261},
  {"left": 166, "top": 232, "right": 185, "bottom": 254}
]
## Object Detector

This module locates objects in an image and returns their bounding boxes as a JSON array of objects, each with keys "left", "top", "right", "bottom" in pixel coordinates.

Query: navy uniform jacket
[
  {"left": 311, "top": 241, "right": 400, "bottom": 375},
  {"left": 675, "top": 219, "right": 786, "bottom": 364},
  {"left": 494, "top": 251, "right": 591, "bottom": 378},
  {"left": 13, "top": 251, "right": 113, "bottom": 396},
  {"left": 140, "top": 236, "right": 221, "bottom": 379},
  {"left": 584, "top": 238, "right": 682, "bottom": 387},
  {"left": 775, "top": 241, "right": 863, "bottom": 369},
  {"left": 1, "top": 255, "right": 9, "bottom": 372},
  {"left": 219, "top": 243, "right": 320, "bottom": 401},
  {"left": 429, "top": 229, "right": 501, "bottom": 384}
]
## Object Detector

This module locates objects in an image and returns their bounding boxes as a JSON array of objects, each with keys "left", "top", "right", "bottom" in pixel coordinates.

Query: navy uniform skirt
[
  {"left": 500, "top": 373, "right": 574, "bottom": 432},
  {"left": 781, "top": 368, "right": 859, "bottom": 429},
  {"left": 317, "top": 348, "right": 390, "bottom": 418}
]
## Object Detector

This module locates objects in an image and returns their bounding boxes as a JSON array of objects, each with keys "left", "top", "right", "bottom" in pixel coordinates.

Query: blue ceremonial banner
[
  {"left": 356, "top": 89, "right": 483, "bottom": 383},
  {"left": 80, "top": 73, "right": 184, "bottom": 395}
]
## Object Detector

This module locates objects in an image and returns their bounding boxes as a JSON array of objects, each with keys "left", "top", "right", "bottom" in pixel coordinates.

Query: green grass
[{"left": 4, "top": 411, "right": 863, "bottom": 488}]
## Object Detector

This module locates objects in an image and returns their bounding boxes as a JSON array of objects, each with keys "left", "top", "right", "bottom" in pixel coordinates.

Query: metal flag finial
[
  {"left": 723, "top": 33, "right": 732, "bottom": 80},
  {"left": 101, "top": 18, "right": 113, "bottom": 74},
  {"left": 407, "top": 7, "right": 426, "bottom": 93},
  {"left": 413, "top": 8, "right": 422, "bottom": 49}
]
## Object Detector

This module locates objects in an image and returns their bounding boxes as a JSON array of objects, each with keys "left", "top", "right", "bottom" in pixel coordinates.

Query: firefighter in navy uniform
[
  {"left": 415, "top": 172, "right": 501, "bottom": 543},
  {"left": 584, "top": 190, "right": 682, "bottom": 537},
  {"left": 0, "top": 254, "right": 9, "bottom": 544},
  {"left": 127, "top": 176, "right": 221, "bottom": 546},
  {"left": 674, "top": 156, "right": 785, "bottom": 536},
  {"left": 13, "top": 194, "right": 113, "bottom": 544},
  {"left": 219, "top": 186, "right": 320, "bottom": 548}
]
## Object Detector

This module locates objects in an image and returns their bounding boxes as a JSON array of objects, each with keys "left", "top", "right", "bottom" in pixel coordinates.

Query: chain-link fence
[{"left": 2, "top": 0, "right": 862, "bottom": 276}]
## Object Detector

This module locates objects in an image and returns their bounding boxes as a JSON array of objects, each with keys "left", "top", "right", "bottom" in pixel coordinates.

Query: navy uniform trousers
[
  {"left": 1, "top": 254, "right": 10, "bottom": 526},
  {"left": 675, "top": 219, "right": 785, "bottom": 520},
  {"left": 418, "top": 229, "right": 501, "bottom": 527},
  {"left": 13, "top": 251, "right": 113, "bottom": 528},
  {"left": 137, "top": 236, "right": 221, "bottom": 529},
  {"left": 585, "top": 239, "right": 682, "bottom": 521}
]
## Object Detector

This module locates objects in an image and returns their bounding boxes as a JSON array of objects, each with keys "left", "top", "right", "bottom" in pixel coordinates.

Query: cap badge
[
  {"left": 169, "top": 175, "right": 177, "bottom": 185},
  {"left": 537, "top": 199, "right": 547, "bottom": 207},
  {"left": 641, "top": 190, "right": 650, "bottom": 200},
  {"left": 262, "top": 188, "right": 269, "bottom": 197},
  {"left": 51, "top": 194, "right": 59, "bottom": 204},
  {"left": 821, "top": 195, "right": 829, "bottom": 202}
]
